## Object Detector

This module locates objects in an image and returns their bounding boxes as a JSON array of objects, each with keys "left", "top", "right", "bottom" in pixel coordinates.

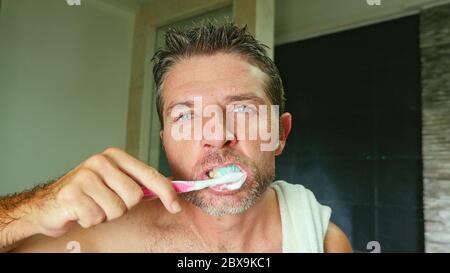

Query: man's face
[{"left": 160, "top": 52, "right": 281, "bottom": 216}]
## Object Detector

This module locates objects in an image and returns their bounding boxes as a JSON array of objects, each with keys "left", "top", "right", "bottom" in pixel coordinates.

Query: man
[{"left": 0, "top": 23, "right": 351, "bottom": 253}]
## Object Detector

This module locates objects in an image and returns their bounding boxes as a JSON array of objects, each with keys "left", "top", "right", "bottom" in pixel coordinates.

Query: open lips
[{"left": 204, "top": 164, "right": 247, "bottom": 192}]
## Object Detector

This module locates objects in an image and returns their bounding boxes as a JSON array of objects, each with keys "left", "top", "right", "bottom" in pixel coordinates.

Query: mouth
[{"left": 200, "top": 163, "right": 248, "bottom": 193}]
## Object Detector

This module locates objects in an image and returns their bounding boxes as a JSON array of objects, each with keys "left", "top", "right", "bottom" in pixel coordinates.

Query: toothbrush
[{"left": 141, "top": 167, "right": 247, "bottom": 199}]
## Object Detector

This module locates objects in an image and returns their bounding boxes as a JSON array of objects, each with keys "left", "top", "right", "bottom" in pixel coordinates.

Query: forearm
[
  {"left": 0, "top": 214, "right": 36, "bottom": 252},
  {"left": 0, "top": 185, "right": 52, "bottom": 251}
]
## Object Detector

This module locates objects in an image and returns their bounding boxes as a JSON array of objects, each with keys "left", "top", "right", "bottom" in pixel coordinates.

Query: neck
[{"left": 181, "top": 187, "right": 281, "bottom": 252}]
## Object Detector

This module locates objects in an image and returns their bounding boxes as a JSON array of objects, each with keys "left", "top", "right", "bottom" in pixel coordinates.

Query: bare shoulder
[{"left": 324, "top": 222, "right": 353, "bottom": 253}]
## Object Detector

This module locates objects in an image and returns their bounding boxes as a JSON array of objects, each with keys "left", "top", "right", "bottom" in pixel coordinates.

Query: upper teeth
[{"left": 208, "top": 164, "right": 241, "bottom": 179}]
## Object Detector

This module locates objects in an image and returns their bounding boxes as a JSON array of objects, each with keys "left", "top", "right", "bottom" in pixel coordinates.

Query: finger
[
  {"left": 81, "top": 173, "right": 128, "bottom": 221},
  {"left": 85, "top": 155, "right": 144, "bottom": 210},
  {"left": 72, "top": 194, "right": 106, "bottom": 228},
  {"left": 102, "top": 147, "right": 181, "bottom": 214}
]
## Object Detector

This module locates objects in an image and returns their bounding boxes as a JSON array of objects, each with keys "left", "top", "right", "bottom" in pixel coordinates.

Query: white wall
[
  {"left": 275, "top": 0, "right": 450, "bottom": 45},
  {"left": 0, "top": 0, "right": 135, "bottom": 195}
]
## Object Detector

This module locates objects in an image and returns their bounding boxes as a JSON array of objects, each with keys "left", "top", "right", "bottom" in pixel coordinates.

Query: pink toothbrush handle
[{"left": 141, "top": 181, "right": 193, "bottom": 199}]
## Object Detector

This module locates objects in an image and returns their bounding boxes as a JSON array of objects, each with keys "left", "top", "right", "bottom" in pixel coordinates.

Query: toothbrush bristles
[{"left": 208, "top": 164, "right": 241, "bottom": 179}]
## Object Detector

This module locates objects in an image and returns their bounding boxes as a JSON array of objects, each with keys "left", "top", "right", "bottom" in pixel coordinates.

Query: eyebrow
[
  {"left": 223, "top": 93, "right": 268, "bottom": 105},
  {"left": 165, "top": 100, "right": 195, "bottom": 118}
]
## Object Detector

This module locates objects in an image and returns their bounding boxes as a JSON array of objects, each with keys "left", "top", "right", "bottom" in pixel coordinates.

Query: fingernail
[{"left": 171, "top": 200, "right": 182, "bottom": 213}]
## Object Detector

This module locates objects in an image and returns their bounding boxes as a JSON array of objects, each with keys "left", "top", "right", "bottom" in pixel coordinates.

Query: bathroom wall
[
  {"left": 420, "top": 3, "right": 450, "bottom": 253},
  {"left": 0, "top": 0, "right": 135, "bottom": 195}
]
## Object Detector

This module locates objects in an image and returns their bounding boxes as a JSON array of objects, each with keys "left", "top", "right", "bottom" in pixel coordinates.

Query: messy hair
[{"left": 152, "top": 22, "right": 285, "bottom": 126}]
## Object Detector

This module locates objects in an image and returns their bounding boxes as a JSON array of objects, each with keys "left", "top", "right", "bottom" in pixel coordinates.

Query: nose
[{"left": 201, "top": 115, "right": 237, "bottom": 149}]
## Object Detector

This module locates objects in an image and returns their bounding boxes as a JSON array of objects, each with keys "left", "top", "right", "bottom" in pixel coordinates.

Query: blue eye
[
  {"left": 233, "top": 105, "right": 254, "bottom": 113},
  {"left": 176, "top": 112, "right": 194, "bottom": 122}
]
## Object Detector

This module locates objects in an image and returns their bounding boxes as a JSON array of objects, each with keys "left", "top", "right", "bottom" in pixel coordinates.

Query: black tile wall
[
  {"left": 275, "top": 15, "right": 424, "bottom": 252},
  {"left": 377, "top": 158, "right": 423, "bottom": 207},
  {"left": 377, "top": 206, "right": 424, "bottom": 252}
]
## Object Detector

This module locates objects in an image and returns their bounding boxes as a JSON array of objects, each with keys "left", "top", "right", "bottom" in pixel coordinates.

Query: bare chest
[{"left": 104, "top": 222, "right": 282, "bottom": 253}]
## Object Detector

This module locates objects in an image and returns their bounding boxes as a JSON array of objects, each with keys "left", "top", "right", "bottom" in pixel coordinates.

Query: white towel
[{"left": 272, "top": 180, "right": 332, "bottom": 253}]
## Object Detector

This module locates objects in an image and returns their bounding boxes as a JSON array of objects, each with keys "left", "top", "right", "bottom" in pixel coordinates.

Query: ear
[
  {"left": 159, "top": 129, "right": 166, "bottom": 151},
  {"left": 275, "top": 112, "right": 292, "bottom": 156}
]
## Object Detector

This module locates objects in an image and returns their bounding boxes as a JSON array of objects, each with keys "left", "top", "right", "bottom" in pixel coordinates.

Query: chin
[{"left": 181, "top": 178, "right": 266, "bottom": 217}]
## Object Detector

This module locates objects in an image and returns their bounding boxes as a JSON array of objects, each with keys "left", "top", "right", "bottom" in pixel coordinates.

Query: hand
[{"left": 31, "top": 147, "right": 180, "bottom": 237}]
